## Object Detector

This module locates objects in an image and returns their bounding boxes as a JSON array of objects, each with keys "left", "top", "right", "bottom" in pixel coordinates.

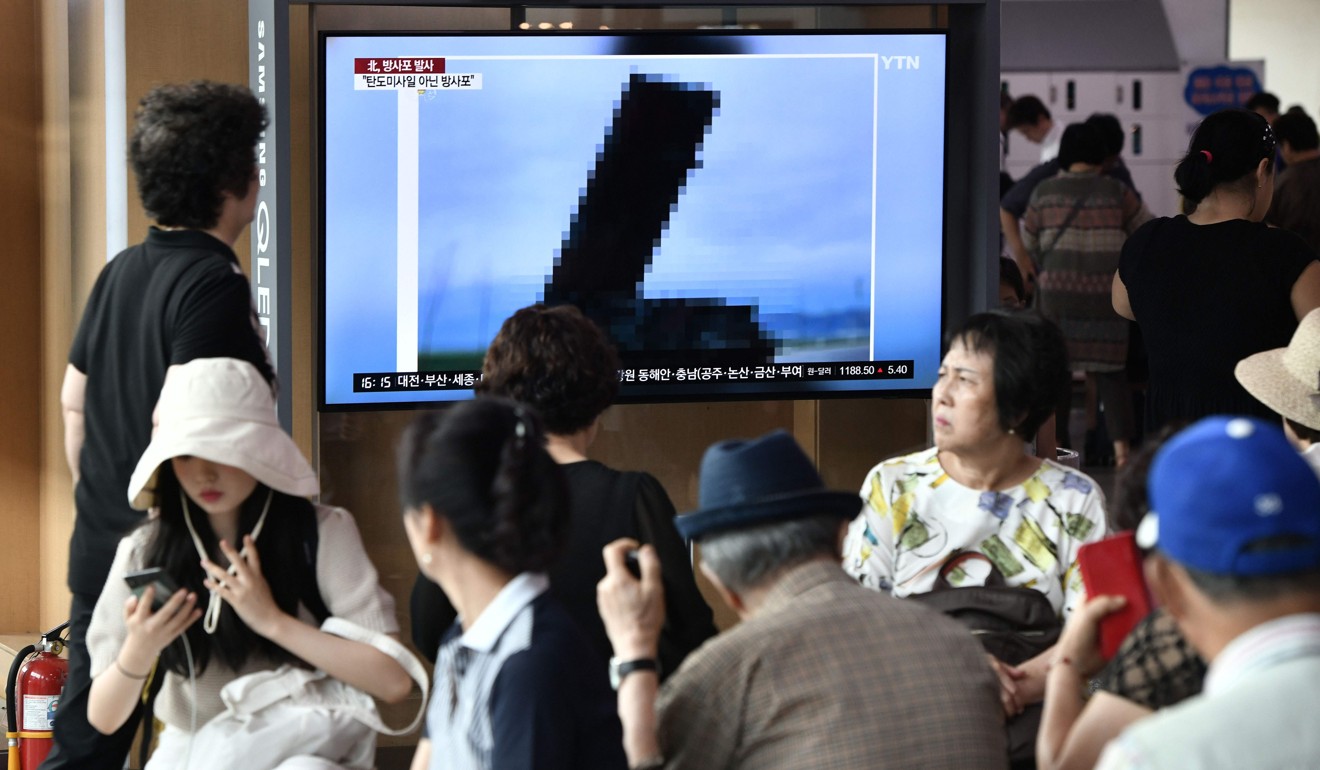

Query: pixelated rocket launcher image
[{"left": 542, "top": 73, "right": 780, "bottom": 368}]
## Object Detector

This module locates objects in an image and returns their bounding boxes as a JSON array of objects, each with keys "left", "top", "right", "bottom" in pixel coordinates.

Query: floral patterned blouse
[{"left": 842, "top": 448, "right": 1109, "bottom": 619}]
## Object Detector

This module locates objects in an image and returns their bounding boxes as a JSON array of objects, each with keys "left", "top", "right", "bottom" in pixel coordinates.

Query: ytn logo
[{"left": 881, "top": 55, "right": 920, "bottom": 71}]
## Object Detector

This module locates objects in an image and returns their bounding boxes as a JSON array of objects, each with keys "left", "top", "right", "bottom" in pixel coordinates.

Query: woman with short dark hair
[
  {"left": 843, "top": 310, "right": 1108, "bottom": 747},
  {"left": 1114, "top": 108, "right": 1320, "bottom": 431}
]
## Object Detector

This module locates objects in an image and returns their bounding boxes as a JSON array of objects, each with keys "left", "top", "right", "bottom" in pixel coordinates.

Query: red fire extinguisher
[{"left": 6, "top": 623, "right": 69, "bottom": 770}]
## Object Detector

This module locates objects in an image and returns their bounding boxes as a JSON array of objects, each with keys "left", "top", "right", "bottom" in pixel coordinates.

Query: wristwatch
[{"left": 609, "top": 656, "right": 659, "bottom": 690}]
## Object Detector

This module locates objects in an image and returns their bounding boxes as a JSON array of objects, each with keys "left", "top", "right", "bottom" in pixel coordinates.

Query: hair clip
[
  {"left": 1262, "top": 124, "right": 1278, "bottom": 158},
  {"left": 513, "top": 406, "right": 528, "bottom": 447}
]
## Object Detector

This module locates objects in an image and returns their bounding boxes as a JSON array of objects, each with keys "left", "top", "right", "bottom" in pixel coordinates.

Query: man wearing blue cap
[
  {"left": 597, "top": 430, "right": 1007, "bottom": 769},
  {"left": 1096, "top": 416, "right": 1320, "bottom": 769}
]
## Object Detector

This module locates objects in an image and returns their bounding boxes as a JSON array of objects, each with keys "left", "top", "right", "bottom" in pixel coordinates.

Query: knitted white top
[{"left": 86, "top": 504, "right": 400, "bottom": 730}]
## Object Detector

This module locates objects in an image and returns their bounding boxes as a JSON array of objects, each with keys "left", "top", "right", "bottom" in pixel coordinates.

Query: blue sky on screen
[{"left": 414, "top": 54, "right": 876, "bottom": 353}]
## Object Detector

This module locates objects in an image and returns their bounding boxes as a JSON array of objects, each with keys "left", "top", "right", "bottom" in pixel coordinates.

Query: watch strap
[{"left": 610, "top": 657, "right": 659, "bottom": 689}]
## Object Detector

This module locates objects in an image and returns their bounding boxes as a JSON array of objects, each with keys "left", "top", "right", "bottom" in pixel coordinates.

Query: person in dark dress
[
  {"left": 1114, "top": 108, "right": 1320, "bottom": 432},
  {"left": 410, "top": 304, "right": 716, "bottom": 677}
]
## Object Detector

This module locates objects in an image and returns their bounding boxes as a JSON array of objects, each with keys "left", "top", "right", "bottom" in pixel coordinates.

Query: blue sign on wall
[{"left": 1185, "top": 66, "right": 1263, "bottom": 116}]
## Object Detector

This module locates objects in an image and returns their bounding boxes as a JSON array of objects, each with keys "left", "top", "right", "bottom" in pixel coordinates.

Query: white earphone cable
[{"left": 180, "top": 487, "right": 273, "bottom": 634}]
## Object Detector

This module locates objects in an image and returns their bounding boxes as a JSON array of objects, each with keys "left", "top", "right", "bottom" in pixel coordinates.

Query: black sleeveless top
[{"left": 1119, "top": 215, "right": 1316, "bottom": 430}]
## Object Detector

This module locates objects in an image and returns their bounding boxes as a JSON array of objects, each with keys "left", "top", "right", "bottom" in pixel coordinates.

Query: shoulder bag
[{"left": 908, "top": 550, "right": 1062, "bottom": 767}]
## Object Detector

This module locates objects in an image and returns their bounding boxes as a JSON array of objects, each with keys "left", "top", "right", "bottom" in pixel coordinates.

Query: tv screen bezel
[{"left": 316, "top": 27, "right": 950, "bottom": 412}]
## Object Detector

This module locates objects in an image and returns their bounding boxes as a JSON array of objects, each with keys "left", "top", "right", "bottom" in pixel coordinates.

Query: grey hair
[
  {"left": 1176, "top": 535, "right": 1320, "bottom": 603},
  {"left": 1183, "top": 564, "right": 1320, "bottom": 603},
  {"left": 699, "top": 513, "right": 844, "bottom": 594}
]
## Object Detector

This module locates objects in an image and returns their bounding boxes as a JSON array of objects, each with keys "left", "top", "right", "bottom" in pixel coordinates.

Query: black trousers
[{"left": 40, "top": 590, "right": 139, "bottom": 770}]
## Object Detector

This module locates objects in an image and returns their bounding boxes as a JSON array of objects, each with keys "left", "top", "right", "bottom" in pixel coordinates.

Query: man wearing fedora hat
[
  {"left": 1096, "top": 417, "right": 1320, "bottom": 769},
  {"left": 597, "top": 430, "right": 1007, "bottom": 770},
  {"left": 1236, "top": 307, "right": 1320, "bottom": 474}
]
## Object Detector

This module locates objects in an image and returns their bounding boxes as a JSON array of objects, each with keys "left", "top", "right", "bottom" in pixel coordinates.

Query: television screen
[{"left": 320, "top": 30, "right": 947, "bottom": 408}]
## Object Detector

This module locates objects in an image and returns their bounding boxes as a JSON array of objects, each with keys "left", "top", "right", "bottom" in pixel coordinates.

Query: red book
[{"left": 1078, "top": 531, "right": 1154, "bottom": 661}]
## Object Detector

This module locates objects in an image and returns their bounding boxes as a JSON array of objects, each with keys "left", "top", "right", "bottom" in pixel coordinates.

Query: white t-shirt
[
  {"left": 1096, "top": 614, "right": 1320, "bottom": 769},
  {"left": 1039, "top": 122, "right": 1062, "bottom": 164},
  {"left": 843, "top": 447, "right": 1108, "bottom": 618}
]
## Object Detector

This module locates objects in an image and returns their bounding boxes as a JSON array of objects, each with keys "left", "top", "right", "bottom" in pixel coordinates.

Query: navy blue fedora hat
[{"left": 674, "top": 430, "right": 861, "bottom": 541}]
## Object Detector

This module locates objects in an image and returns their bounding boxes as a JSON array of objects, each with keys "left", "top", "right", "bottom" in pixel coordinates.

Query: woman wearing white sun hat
[
  {"left": 1236, "top": 307, "right": 1320, "bottom": 474},
  {"left": 84, "top": 357, "right": 412, "bottom": 769}
]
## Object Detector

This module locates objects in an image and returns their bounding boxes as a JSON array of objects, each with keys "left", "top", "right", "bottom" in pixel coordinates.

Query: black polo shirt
[{"left": 67, "top": 227, "right": 274, "bottom": 594}]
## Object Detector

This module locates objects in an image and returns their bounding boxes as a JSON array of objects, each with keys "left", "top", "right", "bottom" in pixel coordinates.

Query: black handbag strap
[
  {"left": 933, "top": 549, "right": 1008, "bottom": 590},
  {"left": 1039, "top": 193, "right": 1090, "bottom": 259}
]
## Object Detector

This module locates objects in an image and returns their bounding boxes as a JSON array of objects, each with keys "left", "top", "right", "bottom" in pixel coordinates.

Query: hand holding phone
[
  {"left": 120, "top": 567, "right": 198, "bottom": 668},
  {"left": 1077, "top": 532, "right": 1154, "bottom": 661},
  {"left": 124, "top": 567, "right": 181, "bottom": 612}
]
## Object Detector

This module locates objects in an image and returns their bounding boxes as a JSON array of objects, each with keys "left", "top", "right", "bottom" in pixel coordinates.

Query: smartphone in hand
[
  {"left": 123, "top": 567, "right": 180, "bottom": 611},
  {"left": 1078, "top": 532, "right": 1153, "bottom": 661}
]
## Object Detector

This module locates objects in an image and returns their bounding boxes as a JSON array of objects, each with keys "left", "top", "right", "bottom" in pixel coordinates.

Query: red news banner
[{"left": 353, "top": 57, "right": 482, "bottom": 91}]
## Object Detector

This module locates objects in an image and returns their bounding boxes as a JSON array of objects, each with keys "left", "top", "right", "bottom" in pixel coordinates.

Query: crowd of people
[
  {"left": 1001, "top": 90, "right": 1320, "bottom": 460},
  {"left": 41, "top": 77, "right": 1320, "bottom": 770}
]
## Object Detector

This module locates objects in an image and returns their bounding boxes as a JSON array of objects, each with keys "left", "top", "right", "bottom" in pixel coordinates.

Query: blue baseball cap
[{"left": 1139, "top": 416, "right": 1320, "bottom": 576}]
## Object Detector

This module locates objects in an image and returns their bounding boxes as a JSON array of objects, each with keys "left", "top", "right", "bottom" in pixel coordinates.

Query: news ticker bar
[{"left": 353, "top": 360, "right": 915, "bottom": 392}]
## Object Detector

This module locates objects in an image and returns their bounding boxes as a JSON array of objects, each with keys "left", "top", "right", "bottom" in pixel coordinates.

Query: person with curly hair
[
  {"left": 52, "top": 81, "right": 274, "bottom": 768},
  {"left": 410, "top": 304, "right": 716, "bottom": 679}
]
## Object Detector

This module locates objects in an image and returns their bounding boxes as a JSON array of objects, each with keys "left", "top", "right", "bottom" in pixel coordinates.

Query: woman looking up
[
  {"left": 843, "top": 310, "right": 1109, "bottom": 763},
  {"left": 1114, "top": 108, "right": 1320, "bottom": 431}
]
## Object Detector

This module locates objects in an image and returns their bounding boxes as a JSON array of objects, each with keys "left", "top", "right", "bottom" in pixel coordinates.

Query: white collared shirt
[
  {"left": 428, "top": 573, "right": 549, "bottom": 770},
  {"left": 1301, "top": 443, "right": 1320, "bottom": 477},
  {"left": 457, "top": 572, "right": 550, "bottom": 652},
  {"left": 1097, "top": 613, "right": 1320, "bottom": 769}
]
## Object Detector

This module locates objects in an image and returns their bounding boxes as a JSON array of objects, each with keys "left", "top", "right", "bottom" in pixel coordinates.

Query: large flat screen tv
[{"left": 320, "top": 30, "right": 947, "bottom": 409}]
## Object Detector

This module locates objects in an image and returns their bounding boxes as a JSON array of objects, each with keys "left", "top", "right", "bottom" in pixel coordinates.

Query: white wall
[{"left": 1229, "top": 0, "right": 1320, "bottom": 116}]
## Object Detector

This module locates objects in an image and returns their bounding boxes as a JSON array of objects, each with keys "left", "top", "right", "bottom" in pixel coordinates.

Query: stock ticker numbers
[{"left": 353, "top": 360, "right": 914, "bottom": 393}]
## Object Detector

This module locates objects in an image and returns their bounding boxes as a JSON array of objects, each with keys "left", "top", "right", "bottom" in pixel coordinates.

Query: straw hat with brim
[
  {"left": 1235, "top": 308, "right": 1320, "bottom": 431},
  {"left": 127, "top": 358, "right": 319, "bottom": 510},
  {"left": 674, "top": 430, "right": 861, "bottom": 541}
]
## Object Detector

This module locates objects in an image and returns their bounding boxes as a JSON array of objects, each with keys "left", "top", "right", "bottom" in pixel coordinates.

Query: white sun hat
[
  {"left": 1235, "top": 308, "right": 1320, "bottom": 431},
  {"left": 127, "top": 357, "right": 319, "bottom": 510}
]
